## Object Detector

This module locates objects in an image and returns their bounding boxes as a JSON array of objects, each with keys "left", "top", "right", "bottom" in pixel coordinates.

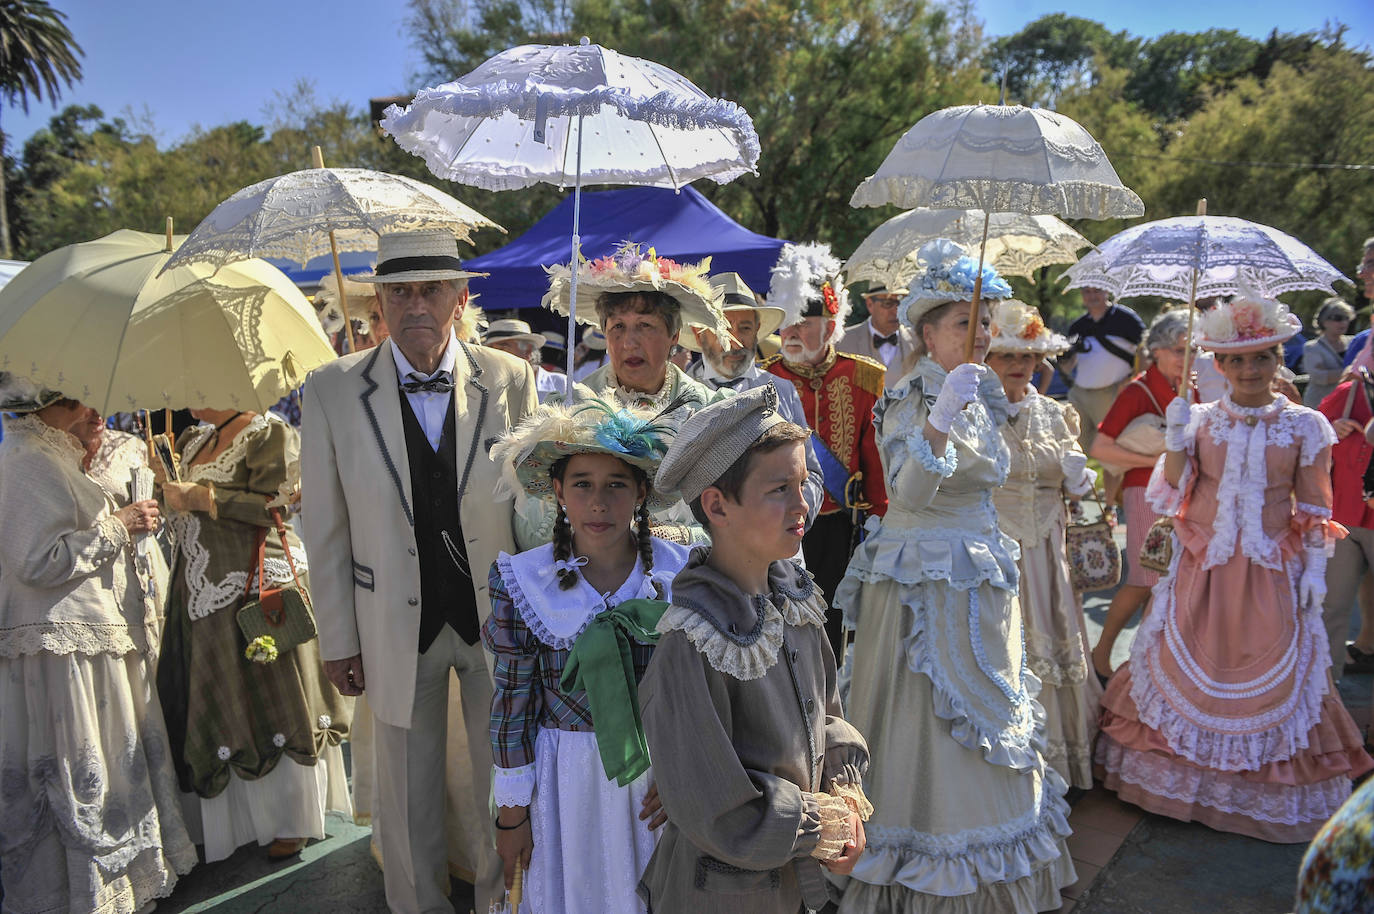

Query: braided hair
[{"left": 549, "top": 455, "right": 654, "bottom": 590}]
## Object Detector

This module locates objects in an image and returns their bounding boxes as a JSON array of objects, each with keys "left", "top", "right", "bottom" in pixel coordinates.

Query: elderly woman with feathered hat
[
  {"left": 833, "top": 240, "right": 1076, "bottom": 914},
  {"left": 0, "top": 373, "right": 196, "bottom": 914},
  {"left": 520, "top": 243, "right": 733, "bottom": 549}
]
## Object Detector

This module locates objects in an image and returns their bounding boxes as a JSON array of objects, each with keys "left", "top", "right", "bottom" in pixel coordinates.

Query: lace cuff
[
  {"left": 1144, "top": 452, "right": 1189, "bottom": 516},
  {"left": 829, "top": 780, "right": 874, "bottom": 822},
  {"left": 493, "top": 763, "right": 536, "bottom": 808},
  {"left": 906, "top": 433, "right": 958, "bottom": 477},
  {"left": 100, "top": 514, "right": 131, "bottom": 552},
  {"left": 808, "top": 793, "right": 853, "bottom": 861}
]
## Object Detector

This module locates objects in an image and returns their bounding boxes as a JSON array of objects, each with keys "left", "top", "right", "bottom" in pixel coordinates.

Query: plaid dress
[{"left": 157, "top": 414, "right": 350, "bottom": 799}]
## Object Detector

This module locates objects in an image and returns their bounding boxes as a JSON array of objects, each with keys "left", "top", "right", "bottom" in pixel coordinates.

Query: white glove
[
  {"left": 1066, "top": 465, "right": 1097, "bottom": 497},
  {"left": 1164, "top": 397, "right": 1192, "bottom": 452},
  {"left": 928, "top": 363, "right": 988, "bottom": 434},
  {"left": 1298, "top": 545, "right": 1327, "bottom": 610}
]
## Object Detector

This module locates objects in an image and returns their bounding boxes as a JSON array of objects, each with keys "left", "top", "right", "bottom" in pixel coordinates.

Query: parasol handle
[
  {"left": 510, "top": 864, "right": 524, "bottom": 909},
  {"left": 1178, "top": 198, "right": 1207, "bottom": 400},
  {"left": 963, "top": 210, "right": 993, "bottom": 363},
  {"left": 164, "top": 216, "right": 174, "bottom": 253},
  {"left": 313, "top": 145, "right": 356, "bottom": 354}
]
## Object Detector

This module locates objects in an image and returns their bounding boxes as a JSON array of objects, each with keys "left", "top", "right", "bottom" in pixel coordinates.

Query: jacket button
[
  {"left": 790, "top": 649, "right": 799, "bottom": 662},
  {"left": 408, "top": 546, "right": 417, "bottom": 556},
  {"left": 728, "top": 623, "right": 738, "bottom": 635},
  {"left": 805, "top": 698, "right": 815, "bottom": 714},
  {"left": 408, "top": 598, "right": 418, "bottom": 606}
]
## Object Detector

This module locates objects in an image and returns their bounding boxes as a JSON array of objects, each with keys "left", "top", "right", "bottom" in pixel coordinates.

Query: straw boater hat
[
  {"left": 491, "top": 397, "right": 684, "bottom": 514},
  {"left": 0, "top": 372, "right": 63, "bottom": 413},
  {"left": 1195, "top": 286, "right": 1302, "bottom": 353},
  {"left": 483, "top": 318, "right": 547, "bottom": 350},
  {"left": 543, "top": 331, "right": 567, "bottom": 351},
  {"left": 542, "top": 241, "right": 729, "bottom": 342},
  {"left": 765, "top": 242, "right": 850, "bottom": 332},
  {"left": 987, "top": 300, "right": 1072, "bottom": 355},
  {"left": 355, "top": 230, "right": 488, "bottom": 284},
  {"left": 582, "top": 328, "right": 607, "bottom": 351},
  {"left": 899, "top": 238, "right": 1013, "bottom": 330},
  {"left": 677, "top": 272, "right": 785, "bottom": 353}
]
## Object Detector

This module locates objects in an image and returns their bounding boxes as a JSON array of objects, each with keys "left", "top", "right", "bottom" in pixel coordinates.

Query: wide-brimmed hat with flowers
[
  {"left": 1195, "top": 288, "right": 1302, "bottom": 353},
  {"left": 491, "top": 395, "right": 685, "bottom": 515},
  {"left": 987, "top": 300, "right": 1071, "bottom": 355},
  {"left": 542, "top": 241, "right": 729, "bottom": 341},
  {"left": 899, "top": 238, "right": 1013, "bottom": 330}
]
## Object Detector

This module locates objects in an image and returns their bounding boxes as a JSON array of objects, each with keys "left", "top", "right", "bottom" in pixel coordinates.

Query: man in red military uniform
[{"left": 762, "top": 242, "right": 887, "bottom": 655}]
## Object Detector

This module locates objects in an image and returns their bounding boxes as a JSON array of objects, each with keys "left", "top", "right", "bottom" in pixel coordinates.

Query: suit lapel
[
  {"left": 360, "top": 341, "right": 415, "bottom": 526},
  {"left": 451, "top": 341, "right": 488, "bottom": 502}
]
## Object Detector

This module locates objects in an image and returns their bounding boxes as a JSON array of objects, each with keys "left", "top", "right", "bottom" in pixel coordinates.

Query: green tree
[
  {"left": 984, "top": 13, "right": 1135, "bottom": 108},
  {"left": 0, "top": 0, "right": 82, "bottom": 257}
]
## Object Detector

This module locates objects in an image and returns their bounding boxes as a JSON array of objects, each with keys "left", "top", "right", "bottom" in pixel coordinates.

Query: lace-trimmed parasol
[
  {"left": 847, "top": 208, "right": 1090, "bottom": 289},
  {"left": 381, "top": 38, "right": 761, "bottom": 391},
  {"left": 1062, "top": 215, "right": 1348, "bottom": 300}
]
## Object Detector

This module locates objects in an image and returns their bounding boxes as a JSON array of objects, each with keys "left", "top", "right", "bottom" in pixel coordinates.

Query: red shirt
[
  {"left": 1098, "top": 364, "right": 1180, "bottom": 490},
  {"left": 1318, "top": 380, "right": 1374, "bottom": 529}
]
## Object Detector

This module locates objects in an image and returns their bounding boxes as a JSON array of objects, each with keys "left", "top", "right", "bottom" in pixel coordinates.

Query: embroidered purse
[
  {"left": 1138, "top": 516, "right": 1176, "bottom": 574},
  {"left": 1065, "top": 486, "right": 1122, "bottom": 592},
  {"left": 236, "top": 507, "right": 317, "bottom": 655}
]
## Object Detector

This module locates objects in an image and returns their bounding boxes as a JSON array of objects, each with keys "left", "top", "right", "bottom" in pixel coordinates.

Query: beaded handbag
[
  {"left": 1064, "top": 486, "right": 1122, "bottom": 592},
  {"left": 1138, "top": 516, "right": 1177, "bottom": 574}
]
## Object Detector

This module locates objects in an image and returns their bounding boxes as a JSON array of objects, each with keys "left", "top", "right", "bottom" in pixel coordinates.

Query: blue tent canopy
[
  {"left": 466, "top": 186, "right": 788, "bottom": 312},
  {"left": 266, "top": 249, "right": 376, "bottom": 287}
]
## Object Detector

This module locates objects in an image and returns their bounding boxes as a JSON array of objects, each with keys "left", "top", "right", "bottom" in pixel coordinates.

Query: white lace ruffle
[
  {"left": 656, "top": 599, "right": 784, "bottom": 681},
  {"left": 180, "top": 414, "right": 271, "bottom": 484},
  {"left": 0, "top": 621, "right": 151, "bottom": 658},
  {"left": 493, "top": 763, "right": 537, "bottom": 808},
  {"left": 1096, "top": 737, "right": 1350, "bottom": 826},
  {"left": 908, "top": 433, "right": 958, "bottom": 476},
  {"left": 841, "top": 517, "right": 1020, "bottom": 592},
  {"left": 169, "top": 511, "right": 308, "bottom": 621},
  {"left": 852, "top": 766, "right": 1073, "bottom": 897},
  {"left": 852, "top": 174, "right": 1144, "bottom": 221}
]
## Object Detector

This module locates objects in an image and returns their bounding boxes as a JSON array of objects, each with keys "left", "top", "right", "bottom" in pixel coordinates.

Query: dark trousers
[{"left": 802, "top": 511, "right": 856, "bottom": 659}]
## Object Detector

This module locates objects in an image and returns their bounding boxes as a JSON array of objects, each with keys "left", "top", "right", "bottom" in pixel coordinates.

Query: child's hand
[
  {"left": 640, "top": 782, "right": 668, "bottom": 829},
  {"left": 495, "top": 806, "right": 533, "bottom": 890},
  {"left": 821, "top": 812, "right": 865, "bottom": 875}
]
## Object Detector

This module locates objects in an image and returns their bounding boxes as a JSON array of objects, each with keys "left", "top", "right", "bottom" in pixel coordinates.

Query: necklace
[{"left": 204, "top": 410, "right": 247, "bottom": 451}]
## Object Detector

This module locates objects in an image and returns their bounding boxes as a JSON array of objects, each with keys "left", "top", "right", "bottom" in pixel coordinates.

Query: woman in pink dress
[{"left": 1097, "top": 292, "right": 1374, "bottom": 843}]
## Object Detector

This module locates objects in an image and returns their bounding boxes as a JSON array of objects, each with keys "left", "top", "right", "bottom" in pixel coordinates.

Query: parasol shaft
[
  {"left": 565, "top": 114, "right": 585, "bottom": 402},
  {"left": 963, "top": 210, "right": 993, "bottom": 362},
  {"left": 164, "top": 216, "right": 174, "bottom": 253},
  {"left": 312, "top": 146, "right": 357, "bottom": 354},
  {"left": 510, "top": 865, "right": 524, "bottom": 909},
  {"left": 1178, "top": 198, "right": 1208, "bottom": 400}
]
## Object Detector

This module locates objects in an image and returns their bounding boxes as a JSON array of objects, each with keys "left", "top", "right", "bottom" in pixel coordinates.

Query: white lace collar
[
  {"left": 608, "top": 367, "right": 675, "bottom": 410},
  {"left": 182, "top": 413, "right": 271, "bottom": 484},
  {"left": 4, "top": 413, "right": 84, "bottom": 467},
  {"left": 1218, "top": 394, "right": 1284, "bottom": 420},
  {"left": 499, "top": 539, "right": 691, "bottom": 649}
]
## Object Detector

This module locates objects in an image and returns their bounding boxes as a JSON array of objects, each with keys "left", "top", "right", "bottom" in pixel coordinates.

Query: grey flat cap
[{"left": 655, "top": 385, "right": 786, "bottom": 503}]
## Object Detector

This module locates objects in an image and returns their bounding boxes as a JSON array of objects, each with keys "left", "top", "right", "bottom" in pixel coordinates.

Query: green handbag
[{"left": 236, "top": 507, "right": 317, "bottom": 658}]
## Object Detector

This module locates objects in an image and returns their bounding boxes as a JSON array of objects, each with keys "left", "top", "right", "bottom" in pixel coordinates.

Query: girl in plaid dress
[{"left": 482, "top": 399, "right": 693, "bottom": 914}]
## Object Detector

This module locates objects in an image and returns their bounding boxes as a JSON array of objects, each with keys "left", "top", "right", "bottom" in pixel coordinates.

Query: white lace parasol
[
  {"left": 1063, "top": 215, "right": 1348, "bottom": 300},
  {"left": 847, "top": 208, "right": 1090, "bottom": 289},
  {"left": 164, "top": 167, "right": 504, "bottom": 270},
  {"left": 850, "top": 104, "right": 1144, "bottom": 220},
  {"left": 381, "top": 39, "right": 760, "bottom": 190}
]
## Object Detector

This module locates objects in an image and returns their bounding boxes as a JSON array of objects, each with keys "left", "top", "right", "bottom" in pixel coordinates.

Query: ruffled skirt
[
  {"left": 1097, "top": 536, "right": 1374, "bottom": 843},
  {"left": 838, "top": 576, "right": 1075, "bottom": 914},
  {"left": 1016, "top": 529, "right": 1101, "bottom": 788},
  {"left": 525, "top": 728, "right": 656, "bottom": 914},
  {"left": 0, "top": 650, "right": 197, "bottom": 914}
]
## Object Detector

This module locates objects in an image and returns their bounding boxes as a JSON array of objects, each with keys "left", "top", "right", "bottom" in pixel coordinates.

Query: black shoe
[{"left": 1345, "top": 643, "right": 1374, "bottom": 675}]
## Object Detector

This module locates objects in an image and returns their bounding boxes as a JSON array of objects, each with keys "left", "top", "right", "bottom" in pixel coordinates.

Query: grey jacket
[{"left": 637, "top": 551, "right": 869, "bottom": 913}]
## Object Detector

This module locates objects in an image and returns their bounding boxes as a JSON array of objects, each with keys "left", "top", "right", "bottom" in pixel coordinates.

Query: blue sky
[{"left": 2, "top": 0, "right": 1367, "bottom": 151}]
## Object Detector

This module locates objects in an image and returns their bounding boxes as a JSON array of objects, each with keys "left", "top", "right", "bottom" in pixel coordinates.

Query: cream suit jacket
[{"left": 301, "top": 338, "right": 537, "bottom": 728}]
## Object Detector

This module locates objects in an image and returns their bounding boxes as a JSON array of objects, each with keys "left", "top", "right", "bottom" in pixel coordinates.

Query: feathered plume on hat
[
  {"left": 765, "top": 242, "right": 850, "bottom": 339},
  {"left": 899, "top": 238, "right": 1014, "bottom": 330}
]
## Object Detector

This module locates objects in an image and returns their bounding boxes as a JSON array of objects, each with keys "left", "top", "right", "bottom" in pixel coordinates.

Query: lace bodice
[{"left": 994, "top": 394, "right": 1080, "bottom": 543}]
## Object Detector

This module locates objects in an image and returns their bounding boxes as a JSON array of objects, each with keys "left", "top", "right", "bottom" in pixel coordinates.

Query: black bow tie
[
  {"left": 873, "top": 333, "right": 898, "bottom": 348},
  {"left": 401, "top": 372, "right": 455, "bottom": 394},
  {"left": 715, "top": 377, "right": 747, "bottom": 390}
]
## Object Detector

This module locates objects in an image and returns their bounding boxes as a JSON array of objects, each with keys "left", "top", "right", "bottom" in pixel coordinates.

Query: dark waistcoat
[{"left": 399, "top": 391, "right": 478, "bottom": 651}]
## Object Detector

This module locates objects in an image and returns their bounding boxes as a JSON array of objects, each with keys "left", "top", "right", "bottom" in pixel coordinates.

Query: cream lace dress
[
  {"left": 834, "top": 358, "right": 1074, "bottom": 914},
  {"left": 993, "top": 393, "right": 1102, "bottom": 788}
]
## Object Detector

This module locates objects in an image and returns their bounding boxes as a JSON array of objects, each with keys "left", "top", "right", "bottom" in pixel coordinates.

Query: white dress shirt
[
  {"left": 392, "top": 331, "right": 459, "bottom": 451},
  {"left": 867, "top": 318, "right": 899, "bottom": 370}
]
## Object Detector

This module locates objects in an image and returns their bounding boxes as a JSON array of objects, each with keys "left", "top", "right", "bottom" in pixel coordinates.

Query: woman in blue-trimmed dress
[
  {"left": 836, "top": 241, "right": 1074, "bottom": 914},
  {"left": 482, "top": 399, "right": 692, "bottom": 914}
]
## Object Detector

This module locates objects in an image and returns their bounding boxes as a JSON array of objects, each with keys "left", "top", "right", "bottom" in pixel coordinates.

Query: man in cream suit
[
  {"left": 302, "top": 230, "right": 537, "bottom": 914},
  {"left": 836, "top": 283, "right": 916, "bottom": 383}
]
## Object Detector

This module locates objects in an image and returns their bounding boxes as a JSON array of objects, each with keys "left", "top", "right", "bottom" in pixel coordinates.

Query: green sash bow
[{"left": 559, "top": 597, "right": 669, "bottom": 786}]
